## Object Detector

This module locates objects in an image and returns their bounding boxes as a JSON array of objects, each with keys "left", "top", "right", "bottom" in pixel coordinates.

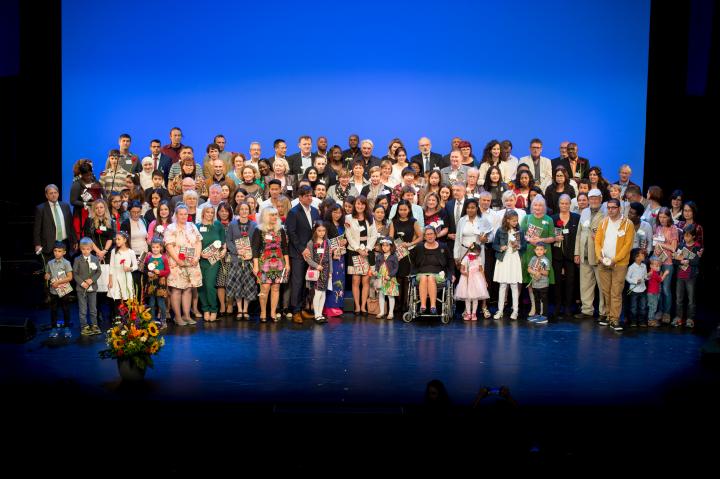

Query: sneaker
[
  {"left": 510, "top": 311, "right": 518, "bottom": 321},
  {"left": 630, "top": 320, "right": 638, "bottom": 328},
  {"left": 686, "top": 319, "right": 695, "bottom": 328},
  {"left": 49, "top": 328, "right": 59, "bottom": 339},
  {"left": 419, "top": 307, "right": 426, "bottom": 314},
  {"left": 535, "top": 316, "right": 548, "bottom": 324},
  {"left": 609, "top": 320, "right": 623, "bottom": 331},
  {"left": 493, "top": 310, "right": 504, "bottom": 320},
  {"left": 159, "top": 321, "right": 168, "bottom": 330},
  {"left": 598, "top": 317, "right": 609, "bottom": 326},
  {"left": 639, "top": 321, "right": 648, "bottom": 328},
  {"left": 430, "top": 307, "right": 437, "bottom": 315},
  {"left": 661, "top": 313, "right": 671, "bottom": 324},
  {"left": 527, "top": 315, "right": 538, "bottom": 323},
  {"left": 91, "top": 324, "right": 102, "bottom": 335},
  {"left": 81, "top": 325, "right": 92, "bottom": 336},
  {"left": 63, "top": 327, "right": 72, "bottom": 338},
  {"left": 671, "top": 317, "right": 683, "bottom": 327}
]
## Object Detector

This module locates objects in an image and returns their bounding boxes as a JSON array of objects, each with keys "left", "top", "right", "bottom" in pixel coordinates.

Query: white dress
[
  {"left": 107, "top": 248, "right": 138, "bottom": 300},
  {"left": 493, "top": 229, "right": 523, "bottom": 283}
]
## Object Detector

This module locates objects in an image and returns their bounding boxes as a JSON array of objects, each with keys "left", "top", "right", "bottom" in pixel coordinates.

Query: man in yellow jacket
[{"left": 594, "top": 198, "right": 635, "bottom": 331}]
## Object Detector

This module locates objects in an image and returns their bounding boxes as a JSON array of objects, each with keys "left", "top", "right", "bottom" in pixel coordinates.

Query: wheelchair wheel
[{"left": 402, "top": 311, "right": 413, "bottom": 323}]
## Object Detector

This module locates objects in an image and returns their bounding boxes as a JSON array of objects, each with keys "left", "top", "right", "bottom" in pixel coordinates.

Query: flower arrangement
[{"left": 98, "top": 296, "right": 165, "bottom": 370}]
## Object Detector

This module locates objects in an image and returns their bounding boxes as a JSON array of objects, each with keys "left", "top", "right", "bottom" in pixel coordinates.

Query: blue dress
[{"left": 324, "top": 224, "right": 346, "bottom": 317}]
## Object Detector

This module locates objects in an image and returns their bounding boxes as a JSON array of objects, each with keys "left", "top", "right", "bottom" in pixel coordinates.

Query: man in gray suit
[{"left": 573, "top": 189, "right": 607, "bottom": 320}]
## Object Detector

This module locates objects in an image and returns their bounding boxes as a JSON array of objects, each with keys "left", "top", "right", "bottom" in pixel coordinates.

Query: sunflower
[
  {"left": 112, "top": 339, "right": 125, "bottom": 349},
  {"left": 139, "top": 330, "right": 149, "bottom": 340},
  {"left": 147, "top": 323, "right": 159, "bottom": 337},
  {"left": 149, "top": 342, "right": 159, "bottom": 354},
  {"left": 141, "top": 311, "right": 152, "bottom": 320},
  {"left": 110, "top": 327, "right": 121, "bottom": 339}
]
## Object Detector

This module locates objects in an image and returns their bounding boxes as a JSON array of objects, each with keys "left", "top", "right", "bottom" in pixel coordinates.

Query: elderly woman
[
  {"left": 170, "top": 157, "right": 208, "bottom": 198},
  {"left": 264, "top": 157, "right": 296, "bottom": 199},
  {"left": 195, "top": 203, "right": 226, "bottom": 321},
  {"left": 252, "top": 207, "right": 290, "bottom": 322},
  {"left": 498, "top": 190, "right": 527, "bottom": 226},
  {"left": 410, "top": 225, "right": 455, "bottom": 314},
  {"left": 164, "top": 202, "right": 203, "bottom": 326},
  {"left": 183, "top": 190, "right": 199, "bottom": 223},
  {"left": 465, "top": 167, "right": 483, "bottom": 198},
  {"left": 360, "top": 166, "right": 392, "bottom": 210},
  {"left": 225, "top": 202, "right": 258, "bottom": 320},
  {"left": 521, "top": 195, "right": 556, "bottom": 317},
  {"left": 101, "top": 151, "right": 130, "bottom": 196},
  {"left": 550, "top": 194, "right": 580, "bottom": 320},
  {"left": 327, "top": 168, "right": 354, "bottom": 205}
]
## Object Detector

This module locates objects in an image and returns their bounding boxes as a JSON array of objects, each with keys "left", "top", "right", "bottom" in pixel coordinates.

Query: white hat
[{"left": 588, "top": 188, "right": 602, "bottom": 198}]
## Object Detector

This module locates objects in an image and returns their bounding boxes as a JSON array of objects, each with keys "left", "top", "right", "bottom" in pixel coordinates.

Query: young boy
[
  {"left": 45, "top": 241, "right": 73, "bottom": 338},
  {"left": 673, "top": 224, "right": 702, "bottom": 328},
  {"left": 625, "top": 248, "right": 647, "bottom": 327},
  {"left": 647, "top": 256, "right": 670, "bottom": 327},
  {"left": 144, "top": 169, "right": 169, "bottom": 203},
  {"left": 527, "top": 243, "right": 550, "bottom": 324},
  {"left": 73, "top": 237, "right": 103, "bottom": 335}
]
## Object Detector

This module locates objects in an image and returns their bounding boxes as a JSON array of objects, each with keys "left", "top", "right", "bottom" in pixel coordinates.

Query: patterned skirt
[
  {"left": 216, "top": 258, "right": 229, "bottom": 287},
  {"left": 226, "top": 259, "right": 257, "bottom": 300}
]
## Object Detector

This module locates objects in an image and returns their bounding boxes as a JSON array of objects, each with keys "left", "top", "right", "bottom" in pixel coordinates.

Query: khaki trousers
[
  {"left": 598, "top": 264, "right": 628, "bottom": 322},
  {"left": 579, "top": 263, "right": 605, "bottom": 316}
]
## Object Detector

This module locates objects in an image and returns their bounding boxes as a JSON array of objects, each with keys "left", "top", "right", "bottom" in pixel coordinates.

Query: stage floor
[{"left": 2, "top": 307, "right": 718, "bottom": 409}]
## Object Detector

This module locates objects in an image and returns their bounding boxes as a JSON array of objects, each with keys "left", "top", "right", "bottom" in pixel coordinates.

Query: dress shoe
[
  {"left": 292, "top": 312, "right": 304, "bottom": 324},
  {"left": 574, "top": 313, "right": 593, "bottom": 320}
]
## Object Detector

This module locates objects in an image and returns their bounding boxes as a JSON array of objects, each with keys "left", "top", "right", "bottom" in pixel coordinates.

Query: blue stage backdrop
[{"left": 61, "top": 0, "right": 650, "bottom": 200}]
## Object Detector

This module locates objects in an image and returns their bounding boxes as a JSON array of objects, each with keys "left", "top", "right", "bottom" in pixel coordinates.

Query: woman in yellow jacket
[{"left": 594, "top": 198, "right": 635, "bottom": 330}]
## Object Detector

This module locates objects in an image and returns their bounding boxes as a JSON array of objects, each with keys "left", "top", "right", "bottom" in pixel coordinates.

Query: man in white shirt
[
  {"left": 287, "top": 135, "right": 315, "bottom": 175},
  {"left": 290, "top": 180, "right": 322, "bottom": 209},
  {"left": 411, "top": 136, "right": 446, "bottom": 173},
  {"left": 500, "top": 139, "right": 519, "bottom": 182},
  {"left": 197, "top": 184, "right": 223, "bottom": 220},
  {"left": 519, "top": 138, "right": 553, "bottom": 190},
  {"left": 247, "top": 141, "right": 262, "bottom": 169}
]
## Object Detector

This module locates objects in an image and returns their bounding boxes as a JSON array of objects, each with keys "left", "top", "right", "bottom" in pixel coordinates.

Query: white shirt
[
  {"left": 50, "top": 201, "right": 67, "bottom": 241},
  {"left": 301, "top": 155, "right": 313, "bottom": 171},
  {"left": 129, "top": 219, "right": 148, "bottom": 255},
  {"left": 388, "top": 203, "right": 425, "bottom": 229},
  {"left": 602, "top": 217, "right": 622, "bottom": 260},
  {"left": 626, "top": 262, "right": 648, "bottom": 293},
  {"left": 290, "top": 197, "right": 321, "bottom": 211}
]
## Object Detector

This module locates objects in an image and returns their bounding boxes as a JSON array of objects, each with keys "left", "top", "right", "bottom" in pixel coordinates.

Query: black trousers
[
  {"left": 533, "top": 287, "right": 549, "bottom": 318},
  {"left": 49, "top": 294, "right": 70, "bottom": 327},
  {"left": 552, "top": 257, "right": 577, "bottom": 314},
  {"left": 290, "top": 256, "right": 309, "bottom": 313}
]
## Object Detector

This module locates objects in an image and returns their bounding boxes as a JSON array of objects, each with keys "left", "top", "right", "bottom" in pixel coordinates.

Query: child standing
[
  {"left": 625, "top": 248, "right": 648, "bottom": 327},
  {"left": 304, "top": 221, "right": 331, "bottom": 324},
  {"left": 107, "top": 230, "right": 138, "bottom": 318},
  {"left": 673, "top": 224, "right": 701, "bottom": 328},
  {"left": 374, "top": 238, "right": 400, "bottom": 320},
  {"left": 45, "top": 241, "right": 73, "bottom": 338},
  {"left": 493, "top": 210, "right": 527, "bottom": 320},
  {"left": 527, "top": 243, "right": 550, "bottom": 324},
  {"left": 144, "top": 238, "right": 170, "bottom": 329},
  {"left": 73, "top": 237, "right": 102, "bottom": 336},
  {"left": 455, "top": 246, "right": 490, "bottom": 321},
  {"left": 647, "top": 256, "right": 670, "bottom": 327}
]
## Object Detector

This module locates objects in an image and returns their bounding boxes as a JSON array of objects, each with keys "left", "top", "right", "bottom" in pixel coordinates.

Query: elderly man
[
  {"left": 573, "top": 188, "right": 607, "bottom": 320},
  {"left": 34, "top": 184, "right": 78, "bottom": 259},
  {"left": 161, "top": 127, "right": 184, "bottom": 164},
  {"left": 169, "top": 176, "right": 197, "bottom": 212},
  {"left": 551, "top": 141, "right": 569, "bottom": 168},
  {"left": 519, "top": 138, "right": 553, "bottom": 190},
  {"left": 411, "top": 137, "right": 446, "bottom": 174},
  {"left": 197, "top": 183, "right": 224, "bottom": 220},
  {"left": 615, "top": 164, "right": 639, "bottom": 199},
  {"left": 287, "top": 135, "right": 315, "bottom": 175},
  {"left": 440, "top": 150, "right": 468, "bottom": 185},
  {"left": 248, "top": 141, "right": 262, "bottom": 169},
  {"left": 358, "top": 139, "right": 381, "bottom": 177}
]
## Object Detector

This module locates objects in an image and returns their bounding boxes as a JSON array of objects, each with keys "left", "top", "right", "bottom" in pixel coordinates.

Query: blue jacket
[{"left": 492, "top": 227, "right": 527, "bottom": 262}]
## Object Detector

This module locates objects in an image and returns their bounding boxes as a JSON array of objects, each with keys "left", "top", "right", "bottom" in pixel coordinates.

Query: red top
[{"left": 647, "top": 269, "right": 663, "bottom": 294}]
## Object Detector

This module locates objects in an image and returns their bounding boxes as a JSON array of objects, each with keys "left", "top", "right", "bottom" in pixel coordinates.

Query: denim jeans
[
  {"left": 77, "top": 288, "right": 97, "bottom": 326},
  {"left": 675, "top": 276, "right": 696, "bottom": 319},
  {"left": 627, "top": 291, "right": 647, "bottom": 323},
  {"left": 148, "top": 296, "right": 166, "bottom": 322},
  {"left": 647, "top": 293, "right": 660, "bottom": 322},
  {"left": 660, "top": 264, "right": 674, "bottom": 314}
]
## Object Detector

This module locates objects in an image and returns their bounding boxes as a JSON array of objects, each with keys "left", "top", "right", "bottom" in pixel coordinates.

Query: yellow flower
[
  {"left": 141, "top": 311, "right": 152, "bottom": 320},
  {"left": 110, "top": 327, "right": 120, "bottom": 339},
  {"left": 147, "top": 323, "right": 159, "bottom": 337},
  {"left": 139, "top": 330, "right": 149, "bottom": 340},
  {"left": 149, "top": 342, "right": 159, "bottom": 354},
  {"left": 112, "top": 339, "right": 125, "bottom": 349}
]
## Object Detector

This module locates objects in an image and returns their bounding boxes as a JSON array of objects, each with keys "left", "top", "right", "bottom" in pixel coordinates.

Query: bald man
[
  {"left": 551, "top": 141, "right": 570, "bottom": 170},
  {"left": 411, "top": 137, "right": 447, "bottom": 174}
]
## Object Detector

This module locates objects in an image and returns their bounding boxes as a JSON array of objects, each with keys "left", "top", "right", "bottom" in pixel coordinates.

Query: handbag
[
  {"left": 366, "top": 297, "right": 380, "bottom": 315},
  {"left": 305, "top": 240, "right": 327, "bottom": 282},
  {"left": 96, "top": 263, "right": 110, "bottom": 293}
]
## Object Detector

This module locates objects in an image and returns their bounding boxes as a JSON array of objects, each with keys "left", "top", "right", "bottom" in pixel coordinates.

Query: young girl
[
  {"left": 646, "top": 256, "right": 670, "bottom": 327},
  {"left": 625, "top": 248, "right": 647, "bottom": 328},
  {"left": 144, "top": 238, "right": 170, "bottom": 329},
  {"left": 673, "top": 224, "right": 701, "bottom": 328},
  {"left": 304, "top": 221, "right": 331, "bottom": 323},
  {"left": 107, "top": 231, "right": 138, "bottom": 318},
  {"left": 374, "top": 238, "right": 400, "bottom": 320},
  {"left": 455, "top": 244, "right": 490, "bottom": 321},
  {"left": 492, "top": 210, "right": 526, "bottom": 320}
]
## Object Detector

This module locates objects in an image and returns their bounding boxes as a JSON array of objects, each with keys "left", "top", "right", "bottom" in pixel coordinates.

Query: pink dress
[{"left": 454, "top": 254, "right": 490, "bottom": 300}]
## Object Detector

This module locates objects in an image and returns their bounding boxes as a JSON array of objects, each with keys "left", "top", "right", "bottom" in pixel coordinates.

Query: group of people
[{"left": 33, "top": 130, "right": 703, "bottom": 337}]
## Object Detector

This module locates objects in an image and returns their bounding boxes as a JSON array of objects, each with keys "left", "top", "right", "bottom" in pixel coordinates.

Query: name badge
[
  {"left": 653, "top": 234, "right": 665, "bottom": 243},
  {"left": 100, "top": 226, "right": 107, "bottom": 231},
  {"left": 562, "top": 228, "right": 569, "bottom": 234},
  {"left": 286, "top": 186, "right": 293, "bottom": 191},
  {"left": 617, "top": 230, "right": 626, "bottom": 237},
  {"left": 449, "top": 173, "right": 457, "bottom": 180},
  {"left": 265, "top": 234, "right": 274, "bottom": 241},
  {"left": 433, "top": 166, "right": 440, "bottom": 171},
  {"left": 382, "top": 189, "right": 391, "bottom": 195},
  {"left": 317, "top": 248, "right": 325, "bottom": 254},
  {"left": 89, "top": 262, "right": 97, "bottom": 270},
  {"left": 359, "top": 226, "right": 366, "bottom": 232},
  {"left": 125, "top": 160, "right": 132, "bottom": 164},
  {"left": 200, "top": 226, "right": 208, "bottom": 232}
]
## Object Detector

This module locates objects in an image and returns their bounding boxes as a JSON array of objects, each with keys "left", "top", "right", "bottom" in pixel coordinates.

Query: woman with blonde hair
[{"left": 252, "top": 207, "right": 290, "bottom": 322}]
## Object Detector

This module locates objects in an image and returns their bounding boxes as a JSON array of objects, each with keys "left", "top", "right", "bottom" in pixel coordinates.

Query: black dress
[{"left": 392, "top": 217, "right": 417, "bottom": 278}]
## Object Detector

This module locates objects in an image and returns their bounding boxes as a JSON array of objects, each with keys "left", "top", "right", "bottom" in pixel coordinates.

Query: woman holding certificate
[
  {"left": 196, "top": 204, "right": 226, "bottom": 322},
  {"left": 225, "top": 202, "right": 258, "bottom": 320},
  {"left": 252, "top": 207, "right": 290, "bottom": 322}
]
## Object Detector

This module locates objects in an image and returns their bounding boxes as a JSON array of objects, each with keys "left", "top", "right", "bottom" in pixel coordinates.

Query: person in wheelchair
[{"left": 410, "top": 226, "right": 455, "bottom": 314}]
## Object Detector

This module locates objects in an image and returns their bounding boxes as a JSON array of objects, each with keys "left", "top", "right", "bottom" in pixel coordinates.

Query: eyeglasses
[{"left": 607, "top": 206, "right": 619, "bottom": 210}]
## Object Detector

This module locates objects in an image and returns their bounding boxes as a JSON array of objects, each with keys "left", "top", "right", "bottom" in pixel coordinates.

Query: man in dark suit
[
  {"left": 553, "top": 142, "right": 590, "bottom": 180},
  {"left": 442, "top": 137, "right": 463, "bottom": 165},
  {"left": 286, "top": 135, "right": 316, "bottom": 176},
  {"left": 284, "top": 185, "right": 321, "bottom": 323},
  {"left": 265, "top": 139, "right": 288, "bottom": 167},
  {"left": 443, "top": 181, "right": 469, "bottom": 255},
  {"left": 615, "top": 164, "right": 639, "bottom": 199},
  {"left": 133, "top": 139, "right": 173, "bottom": 184},
  {"left": 411, "top": 137, "right": 448, "bottom": 174},
  {"left": 551, "top": 141, "right": 569, "bottom": 170},
  {"left": 358, "top": 139, "right": 381, "bottom": 179},
  {"left": 342, "top": 134, "right": 361, "bottom": 163}
]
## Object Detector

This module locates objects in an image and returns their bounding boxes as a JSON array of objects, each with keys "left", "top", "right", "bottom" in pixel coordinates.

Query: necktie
[
  {"left": 153, "top": 156, "right": 159, "bottom": 170},
  {"left": 455, "top": 202, "right": 462, "bottom": 224},
  {"left": 424, "top": 155, "right": 430, "bottom": 172},
  {"left": 53, "top": 202, "right": 64, "bottom": 241}
]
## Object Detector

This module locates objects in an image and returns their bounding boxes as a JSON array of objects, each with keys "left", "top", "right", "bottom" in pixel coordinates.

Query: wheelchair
[{"left": 402, "top": 273, "right": 455, "bottom": 324}]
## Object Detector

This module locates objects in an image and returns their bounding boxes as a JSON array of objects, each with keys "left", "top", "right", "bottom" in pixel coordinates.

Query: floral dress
[
  {"left": 164, "top": 222, "right": 203, "bottom": 289},
  {"left": 324, "top": 224, "right": 346, "bottom": 317},
  {"left": 252, "top": 228, "right": 289, "bottom": 284}
]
